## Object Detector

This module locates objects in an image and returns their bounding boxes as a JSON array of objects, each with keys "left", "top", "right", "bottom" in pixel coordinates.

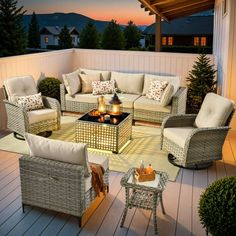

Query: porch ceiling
[{"left": 139, "top": 0, "right": 215, "bottom": 21}]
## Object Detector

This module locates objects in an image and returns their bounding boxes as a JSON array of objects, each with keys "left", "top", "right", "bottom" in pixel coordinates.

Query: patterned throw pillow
[
  {"left": 16, "top": 93, "right": 44, "bottom": 111},
  {"left": 92, "top": 80, "right": 115, "bottom": 95},
  {"left": 146, "top": 80, "right": 169, "bottom": 102}
]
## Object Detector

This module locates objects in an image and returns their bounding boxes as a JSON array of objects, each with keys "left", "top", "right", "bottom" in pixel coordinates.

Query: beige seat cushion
[
  {"left": 80, "top": 73, "right": 101, "bottom": 93},
  {"left": 134, "top": 96, "right": 171, "bottom": 113},
  {"left": 195, "top": 93, "right": 235, "bottom": 128},
  {"left": 163, "top": 127, "right": 194, "bottom": 148},
  {"left": 111, "top": 71, "right": 144, "bottom": 95},
  {"left": 143, "top": 74, "right": 180, "bottom": 97},
  {"left": 25, "top": 133, "right": 91, "bottom": 177},
  {"left": 27, "top": 109, "right": 57, "bottom": 124},
  {"left": 80, "top": 68, "right": 111, "bottom": 81},
  {"left": 4, "top": 75, "right": 37, "bottom": 103},
  {"left": 65, "top": 93, "right": 140, "bottom": 109},
  {"left": 62, "top": 69, "right": 81, "bottom": 96}
]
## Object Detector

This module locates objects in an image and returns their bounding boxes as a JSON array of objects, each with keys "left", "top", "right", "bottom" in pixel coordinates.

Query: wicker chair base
[{"left": 168, "top": 154, "right": 213, "bottom": 170}]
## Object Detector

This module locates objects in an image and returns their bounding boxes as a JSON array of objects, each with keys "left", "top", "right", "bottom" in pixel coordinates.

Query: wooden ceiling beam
[
  {"left": 151, "top": 0, "right": 176, "bottom": 7},
  {"left": 161, "top": 0, "right": 213, "bottom": 14},
  {"left": 166, "top": 4, "right": 214, "bottom": 20},
  {"left": 139, "top": 0, "right": 169, "bottom": 21}
]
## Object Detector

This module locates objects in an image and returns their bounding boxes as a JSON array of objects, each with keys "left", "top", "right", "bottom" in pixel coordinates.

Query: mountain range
[{"left": 23, "top": 12, "right": 146, "bottom": 33}]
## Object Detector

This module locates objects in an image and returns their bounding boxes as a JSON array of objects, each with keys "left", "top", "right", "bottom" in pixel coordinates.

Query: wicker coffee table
[
  {"left": 75, "top": 112, "right": 132, "bottom": 153},
  {"left": 120, "top": 168, "right": 168, "bottom": 235}
]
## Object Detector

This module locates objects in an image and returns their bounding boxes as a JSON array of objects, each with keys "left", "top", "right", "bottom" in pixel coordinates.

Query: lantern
[
  {"left": 109, "top": 93, "right": 122, "bottom": 116},
  {"left": 98, "top": 95, "right": 106, "bottom": 114}
]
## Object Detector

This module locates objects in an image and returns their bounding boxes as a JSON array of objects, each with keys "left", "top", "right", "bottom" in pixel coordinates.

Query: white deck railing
[{"left": 0, "top": 49, "right": 214, "bottom": 130}]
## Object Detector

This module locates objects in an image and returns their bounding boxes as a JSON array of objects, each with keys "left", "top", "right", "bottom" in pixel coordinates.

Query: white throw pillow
[
  {"left": 80, "top": 73, "right": 101, "bottom": 94},
  {"left": 143, "top": 74, "right": 180, "bottom": 97},
  {"left": 62, "top": 69, "right": 81, "bottom": 96},
  {"left": 80, "top": 68, "right": 111, "bottom": 81},
  {"left": 16, "top": 93, "right": 44, "bottom": 111},
  {"left": 146, "top": 80, "right": 169, "bottom": 102},
  {"left": 160, "top": 83, "right": 174, "bottom": 106},
  {"left": 25, "top": 133, "right": 91, "bottom": 177},
  {"left": 111, "top": 71, "right": 144, "bottom": 95},
  {"left": 92, "top": 80, "right": 115, "bottom": 95}
]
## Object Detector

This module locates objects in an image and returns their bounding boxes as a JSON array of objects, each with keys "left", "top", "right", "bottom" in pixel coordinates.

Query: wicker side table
[{"left": 120, "top": 168, "right": 168, "bottom": 235}]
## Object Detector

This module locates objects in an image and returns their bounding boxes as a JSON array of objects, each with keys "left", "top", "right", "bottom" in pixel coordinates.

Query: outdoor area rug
[{"left": 0, "top": 116, "right": 179, "bottom": 181}]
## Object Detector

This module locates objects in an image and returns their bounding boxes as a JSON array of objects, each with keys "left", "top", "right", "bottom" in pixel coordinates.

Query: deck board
[{"left": 0, "top": 130, "right": 236, "bottom": 235}]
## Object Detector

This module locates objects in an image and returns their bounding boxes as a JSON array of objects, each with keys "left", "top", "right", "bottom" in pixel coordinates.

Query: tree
[
  {"left": 124, "top": 21, "right": 141, "bottom": 50},
  {"left": 79, "top": 21, "right": 100, "bottom": 49},
  {"left": 186, "top": 54, "right": 217, "bottom": 113},
  {"left": 102, "top": 20, "right": 125, "bottom": 50},
  {"left": 28, "top": 11, "right": 40, "bottom": 48},
  {"left": 58, "top": 25, "right": 73, "bottom": 49},
  {"left": 0, "top": 0, "right": 27, "bottom": 57}
]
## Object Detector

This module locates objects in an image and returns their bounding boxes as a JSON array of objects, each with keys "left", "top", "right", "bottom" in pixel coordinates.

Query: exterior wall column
[{"left": 155, "top": 15, "right": 161, "bottom": 52}]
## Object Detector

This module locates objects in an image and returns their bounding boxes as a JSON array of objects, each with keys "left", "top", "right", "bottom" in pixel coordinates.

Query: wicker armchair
[
  {"left": 19, "top": 134, "right": 109, "bottom": 226},
  {"left": 3, "top": 76, "right": 61, "bottom": 139},
  {"left": 160, "top": 93, "right": 235, "bottom": 169}
]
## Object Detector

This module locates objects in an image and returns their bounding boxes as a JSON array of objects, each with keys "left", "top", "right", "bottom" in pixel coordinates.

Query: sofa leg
[
  {"left": 37, "top": 131, "right": 52, "bottom": 138},
  {"left": 22, "top": 203, "right": 25, "bottom": 213}
]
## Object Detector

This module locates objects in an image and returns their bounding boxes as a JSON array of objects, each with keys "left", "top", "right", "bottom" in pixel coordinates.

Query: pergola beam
[
  {"left": 161, "top": 0, "right": 211, "bottom": 14},
  {"left": 139, "top": 0, "right": 169, "bottom": 22}
]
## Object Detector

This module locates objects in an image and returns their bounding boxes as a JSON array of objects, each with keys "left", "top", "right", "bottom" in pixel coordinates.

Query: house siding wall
[
  {"left": 40, "top": 35, "right": 54, "bottom": 49},
  {"left": 214, "top": 0, "right": 236, "bottom": 129},
  {"left": 72, "top": 49, "right": 214, "bottom": 86}
]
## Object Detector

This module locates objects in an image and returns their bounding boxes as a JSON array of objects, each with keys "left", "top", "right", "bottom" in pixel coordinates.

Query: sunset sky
[{"left": 18, "top": 0, "right": 155, "bottom": 25}]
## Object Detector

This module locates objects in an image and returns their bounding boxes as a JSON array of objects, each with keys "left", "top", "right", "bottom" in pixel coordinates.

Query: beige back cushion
[
  {"left": 111, "top": 71, "right": 144, "bottom": 95},
  {"left": 4, "top": 75, "right": 37, "bottom": 103},
  {"left": 80, "top": 68, "right": 111, "bottom": 81},
  {"left": 160, "top": 83, "right": 174, "bottom": 106},
  {"left": 62, "top": 69, "right": 81, "bottom": 96},
  {"left": 25, "top": 133, "right": 91, "bottom": 176},
  {"left": 195, "top": 93, "right": 235, "bottom": 128},
  {"left": 143, "top": 74, "right": 180, "bottom": 97},
  {"left": 80, "top": 73, "right": 101, "bottom": 93}
]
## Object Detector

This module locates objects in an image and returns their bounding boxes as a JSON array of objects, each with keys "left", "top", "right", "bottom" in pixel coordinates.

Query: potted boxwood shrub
[
  {"left": 199, "top": 176, "right": 236, "bottom": 236},
  {"left": 38, "top": 77, "right": 61, "bottom": 102}
]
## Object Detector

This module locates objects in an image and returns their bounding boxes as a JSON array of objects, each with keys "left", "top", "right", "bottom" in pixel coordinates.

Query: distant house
[
  {"left": 144, "top": 15, "right": 213, "bottom": 52},
  {"left": 40, "top": 26, "right": 79, "bottom": 49}
]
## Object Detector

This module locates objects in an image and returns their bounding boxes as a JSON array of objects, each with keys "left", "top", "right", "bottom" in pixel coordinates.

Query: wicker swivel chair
[
  {"left": 3, "top": 75, "right": 61, "bottom": 139},
  {"left": 161, "top": 93, "right": 235, "bottom": 169}
]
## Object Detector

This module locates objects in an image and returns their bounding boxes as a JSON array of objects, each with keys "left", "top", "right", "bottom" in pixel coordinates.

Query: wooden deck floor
[{"left": 0, "top": 131, "right": 236, "bottom": 236}]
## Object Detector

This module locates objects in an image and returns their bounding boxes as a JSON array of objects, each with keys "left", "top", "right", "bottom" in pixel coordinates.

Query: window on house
[
  {"left": 200, "top": 37, "right": 207, "bottom": 46},
  {"left": 194, "top": 37, "right": 200, "bottom": 46},
  {"left": 162, "top": 37, "right": 167, "bottom": 45},
  {"left": 44, "top": 36, "right": 49, "bottom": 44},
  {"left": 168, "top": 37, "right": 173, "bottom": 45}
]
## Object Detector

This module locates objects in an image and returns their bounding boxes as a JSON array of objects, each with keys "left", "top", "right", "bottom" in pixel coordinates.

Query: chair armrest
[
  {"left": 60, "top": 84, "right": 66, "bottom": 111},
  {"left": 42, "top": 96, "right": 60, "bottom": 111},
  {"left": 185, "top": 126, "right": 230, "bottom": 155},
  {"left": 42, "top": 96, "right": 61, "bottom": 126},
  {"left": 171, "top": 87, "right": 187, "bottom": 114},
  {"left": 3, "top": 99, "right": 29, "bottom": 126},
  {"left": 161, "top": 114, "right": 197, "bottom": 129}
]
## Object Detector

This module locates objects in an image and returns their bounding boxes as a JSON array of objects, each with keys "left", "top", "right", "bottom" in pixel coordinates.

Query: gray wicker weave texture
[
  {"left": 75, "top": 113, "right": 132, "bottom": 153},
  {"left": 19, "top": 155, "right": 109, "bottom": 222},
  {"left": 120, "top": 168, "right": 168, "bottom": 235}
]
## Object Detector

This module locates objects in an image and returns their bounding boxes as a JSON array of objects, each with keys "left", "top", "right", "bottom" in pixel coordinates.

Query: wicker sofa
[
  {"left": 60, "top": 68, "right": 187, "bottom": 123},
  {"left": 20, "top": 133, "right": 109, "bottom": 226}
]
